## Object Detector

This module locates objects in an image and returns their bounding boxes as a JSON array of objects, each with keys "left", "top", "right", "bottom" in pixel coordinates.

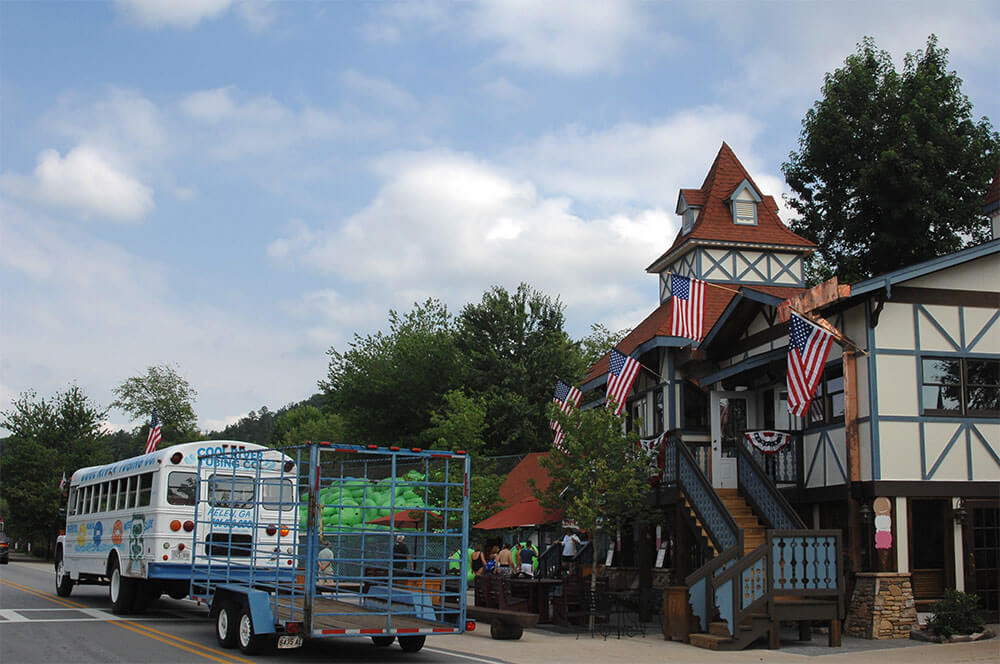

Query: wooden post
[
  {"left": 769, "top": 620, "right": 781, "bottom": 649},
  {"left": 843, "top": 349, "right": 863, "bottom": 575},
  {"left": 829, "top": 618, "right": 842, "bottom": 647}
]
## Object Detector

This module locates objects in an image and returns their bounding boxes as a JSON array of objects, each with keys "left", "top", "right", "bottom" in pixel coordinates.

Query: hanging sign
[
  {"left": 873, "top": 497, "right": 892, "bottom": 550},
  {"left": 744, "top": 430, "right": 792, "bottom": 454}
]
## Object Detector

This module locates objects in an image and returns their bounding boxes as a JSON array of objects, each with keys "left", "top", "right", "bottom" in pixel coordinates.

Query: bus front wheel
[
  {"left": 54, "top": 551, "right": 73, "bottom": 597},
  {"left": 108, "top": 558, "right": 136, "bottom": 615}
]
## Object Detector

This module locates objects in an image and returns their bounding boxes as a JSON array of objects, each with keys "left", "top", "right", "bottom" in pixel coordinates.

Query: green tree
[
  {"left": 272, "top": 404, "right": 347, "bottom": 446},
  {"left": 111, "top": 364, "right": 199, "bottom": 445},
  {"left": 455, "top": 284, "right": 579, "bottom": 456},
  {"left": 577, "top": 323, "right": 631, "bottom": 374},
  {"left": 0, "top": 386, "right": 108, "bottom": 554},
  {"left": 320, "top": 299, "right": 459, "bottom": 447},
  {"left": 424, "top": 390, "right": 504, "bottom": 524},
  {"left": 783, "top": 35, "right": 1000, "bottom": 283},
  {"left": 536, "top": 403, "right": 658, "bottom": 625}
]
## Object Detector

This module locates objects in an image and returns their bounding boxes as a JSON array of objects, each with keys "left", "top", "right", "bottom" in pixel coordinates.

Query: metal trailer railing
[{"left": 188, "top": 442, "right": 470, "bottom": 654}]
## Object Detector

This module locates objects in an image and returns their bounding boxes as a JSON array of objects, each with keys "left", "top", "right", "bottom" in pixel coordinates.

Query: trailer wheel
[
  {"left": 398, "top": 635, "right": 426, "bottom": 652},
  {"left": 54, "top": 551, "right": 74, "bottom": 597},
  {"left": 238, "top": 606, "right": 268, "bottom": 655},
  {"left": 108, "top": 557, "right": 135, "bottom": 615},
  {"left": 371, "top": 636, "right": 395, "bottom": 647},
  {"left": 490, "top": 622, "right": 523, "bottom": 639},
  {"left": 216, "top": 601, "right": 239, "bottom": 649}
]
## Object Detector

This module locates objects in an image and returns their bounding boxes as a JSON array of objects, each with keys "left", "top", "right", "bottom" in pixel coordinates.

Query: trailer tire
[
  {"left": 398, "top": 635, "right": 426, "bottom": 652},
  {"left": 216, "top": 601, "right": 239, "bottom": 649},
  {"left": 238, "top": 606, "right": 268, "bottom": 655},
  {"left": 371, "top": 636, "right": 395, "bottom": 647},
  {"left": 108, "top": 557, "right": 135, "bottom": 615},
  {"left": 490, "top": 622, "right": 523, "bottom": 639},
  {"left": 54, "top": 550, "right": 74, "bottom": 597}
]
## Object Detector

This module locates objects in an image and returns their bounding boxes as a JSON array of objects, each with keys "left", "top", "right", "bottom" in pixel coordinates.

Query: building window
[
  {"left": 733, "top": 200, "right": 756, "bottom": 225},
  {"left": 682, "top": 383, "right": 708, "bottom": 430},
  {"left": 922, "top": 357, "right": 999, "bottom": 416},
  {"left": 807, "top": 363, "right": 845, "bottom": 427},
  {"left": 653, "top": 388, "right": 664, "bottom": 435},
  {"left": 682, "top": 209, "right": 696, "bottom": 234}
]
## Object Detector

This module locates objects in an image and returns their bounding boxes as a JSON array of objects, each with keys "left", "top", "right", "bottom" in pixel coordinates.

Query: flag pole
[
  {"left": 611, "top": 346, "right": 665, "bottom": 382},
  {"left": 666, "top": 271, "right": 742, "bottom": 295}
]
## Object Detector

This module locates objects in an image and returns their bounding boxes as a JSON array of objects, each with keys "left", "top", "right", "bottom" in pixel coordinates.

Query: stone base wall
[{"left": 845, "top": 572, "right": 917, "bottom": 639}]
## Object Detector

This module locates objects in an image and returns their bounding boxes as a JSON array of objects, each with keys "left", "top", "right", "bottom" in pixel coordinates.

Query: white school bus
[{"left": 54, "top": 440, "right": 297, "bottom": 614}]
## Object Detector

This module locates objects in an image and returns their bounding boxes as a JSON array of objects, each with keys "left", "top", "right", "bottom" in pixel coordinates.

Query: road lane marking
[
  {"left": 0, "top": 609, "right": 30, "bottom": 622},
  {"left": 0, "top": 578, "right": 250, "bottom": 664},
  {"left": 422, "top": 647, "right": 505, "bottom": 663}
]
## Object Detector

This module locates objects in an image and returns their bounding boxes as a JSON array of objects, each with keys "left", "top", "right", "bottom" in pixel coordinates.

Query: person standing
[
  {"left": 519, "top": 541, "right": 537, "bottom": 577},
  {"left": 470, "top": 542, "right": 486, "bottom": 576},
  {"left": 561, "top": 529, "right": 582, "bottom": 570},
  {"left": 317, "top": 539, "right": 334, "bottom": 591},
  {"left": 393, "top": 535, "right": 413, "bottom": 573},
  {"left": 496, "top": 542, "right": 514, "bottom": 576}
]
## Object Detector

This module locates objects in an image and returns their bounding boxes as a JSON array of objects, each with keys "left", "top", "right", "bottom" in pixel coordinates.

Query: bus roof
[{"left": 70, "top": 440, "right": 273, "bottom": 485}]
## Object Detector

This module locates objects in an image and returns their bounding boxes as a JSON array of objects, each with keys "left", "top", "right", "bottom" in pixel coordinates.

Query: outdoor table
[{"left": 508, "top": 577, "right": 562, "bottom": 624}]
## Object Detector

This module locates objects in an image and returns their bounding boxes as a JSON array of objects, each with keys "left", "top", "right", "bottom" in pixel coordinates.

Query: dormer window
[
  {"left": 682, "top": 208, "right": 697, "bottom": 234},
  {"left": 727, "top": 178, "right": 762, "bottom": 226}
]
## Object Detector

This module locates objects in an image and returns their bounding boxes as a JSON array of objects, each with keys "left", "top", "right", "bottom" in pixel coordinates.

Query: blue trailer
[{"left": 187, "top": 441, "right": 471, "bottom": 654}]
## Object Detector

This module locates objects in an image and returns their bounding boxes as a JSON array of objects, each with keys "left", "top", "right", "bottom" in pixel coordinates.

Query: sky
[{"left": 2, "top": 1, "right": 998, "bottom": 434}]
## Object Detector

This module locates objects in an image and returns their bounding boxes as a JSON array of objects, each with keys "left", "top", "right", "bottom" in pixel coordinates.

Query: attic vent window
[
  {"left": 733, "top": 200, "right": 756, "bottom": 225},
  {"left": 682, "top": 209, "right": 696, "bottom": 235}
]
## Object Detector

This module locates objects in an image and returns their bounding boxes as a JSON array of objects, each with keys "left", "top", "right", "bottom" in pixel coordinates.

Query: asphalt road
[{"left": 0, "top": 560, "right": 503, "bottom": 664}]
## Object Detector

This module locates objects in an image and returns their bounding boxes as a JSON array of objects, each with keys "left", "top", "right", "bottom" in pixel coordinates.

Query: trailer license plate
[{"left": 277, "top": 635, "right": 303, "bottom": 649}]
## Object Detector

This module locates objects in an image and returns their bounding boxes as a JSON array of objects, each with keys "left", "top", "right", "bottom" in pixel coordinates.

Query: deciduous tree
[
  {"left": 111, "top": 364, "right": 199, "bottom": 445},
  {"left": 783, "top": 35, "right": 999, "bottom": 283}
]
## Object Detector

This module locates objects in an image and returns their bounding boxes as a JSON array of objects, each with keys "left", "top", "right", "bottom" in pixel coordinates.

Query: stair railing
[
  {"left": 768, "top": 529, "right": 845, "bottom": 619},
  {"left": 739, "top": 431, "right": 800, "bottom": 485},
  {"left": 735, "top": 443, "right": 805, "bottom": 530},
  {"left": 536, "top": 541, "right": 563, "bottom": 579}
]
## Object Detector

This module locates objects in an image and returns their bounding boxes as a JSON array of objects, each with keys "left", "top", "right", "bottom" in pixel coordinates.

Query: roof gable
[{"left": 648, "top": 142, "right": 815, "bottom": 273}]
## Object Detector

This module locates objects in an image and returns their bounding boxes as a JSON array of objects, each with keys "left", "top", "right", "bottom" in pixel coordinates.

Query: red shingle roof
[
  {"left": 498, "top": 452, "right": 552, "bottom": 508},
  {"left": 583, "top": 283, "right": 806, "bottom": 383},
  {"left": 648, "top": 142, "right": 815, "bottom": 272},
  {"left": 474, "top": 496, "right": 562, "bottom": 529}
]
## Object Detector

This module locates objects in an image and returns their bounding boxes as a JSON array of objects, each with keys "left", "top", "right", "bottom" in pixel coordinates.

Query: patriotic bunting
[{"left": 744, "top": 430, "right": 792, "bottom": 455}]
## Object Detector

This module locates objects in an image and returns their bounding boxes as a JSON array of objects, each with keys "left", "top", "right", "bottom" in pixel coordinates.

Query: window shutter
[{"left": 734, "top": 201, "right": 755, "bottom": 224}]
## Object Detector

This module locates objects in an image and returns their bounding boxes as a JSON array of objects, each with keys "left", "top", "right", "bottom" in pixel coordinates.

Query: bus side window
[
  {"left": 68, "top": 486, "right": 78, "bottom": 516},
  {"left": 123, "top": 476, "right": 135, "bottom": 510},
  {"left": 105, "top": 480, "right": 117, "bottom": 512},
  {"left": 80, "top": 486, "right": 90, "bottom": 515},
  {"left": 137, "top": 473, "right": 153, "bottom": 507},
  {"left": 167, "top": 472, "right": 196, "bottom": 506}
]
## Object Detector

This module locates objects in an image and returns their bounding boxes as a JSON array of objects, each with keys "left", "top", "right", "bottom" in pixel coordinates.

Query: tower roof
[{"left": 647, "top": 142, "right": 815, "bottom": 274}]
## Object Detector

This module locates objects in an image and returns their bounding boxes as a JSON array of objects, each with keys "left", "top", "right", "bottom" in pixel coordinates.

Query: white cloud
[
  {"left": 506, "top": 107, "right": 764, "bottom": 207},
  {"left": 114, "top": 0, "right": 237, "bottom": 29},
  {"left": 268, "top": 150, "right": 671, "bottom": 331},
  {"left": 0, "top": 201, "right": 320, "bottom": 432},
  {"left": 1, "top": 146, "right": 154, "bottom": 222},
  {"left": 468, "top": 0, "right": 657, "bottom": 75},
  {"left": 481, "top": 77, "right": 527, "bottom": 103}
]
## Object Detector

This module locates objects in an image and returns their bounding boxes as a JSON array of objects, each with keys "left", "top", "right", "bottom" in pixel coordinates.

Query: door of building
[
  {"left": 964, "top": 500, "right": 999, "bottom": 619},
  {"left": 908, "top": 498, "right": 953, "bottom": 605},
  {"left": 709, "top": 392, "right": 756, "bottom": 489}
]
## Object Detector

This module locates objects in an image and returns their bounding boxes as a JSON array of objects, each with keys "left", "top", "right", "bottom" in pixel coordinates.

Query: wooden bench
[{"left": 445, "top": 602, "right": 539, "bottom": 640}]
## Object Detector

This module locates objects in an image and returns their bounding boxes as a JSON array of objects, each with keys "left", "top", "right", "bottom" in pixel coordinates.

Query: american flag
[
  {"left": 551, "top": 379, "right": 582, "bottom": 452},
  {"left": 669, "top": 274, "right": 706, "bottom": 342},
  {"left": 787, "top": 313, "right": 834, "bottom": 417},
  {"left": 606, "top": 348, "right": 641, "bottom": 416},
  {"left": 144, "top": 408, "right": 162, "bottom": 455}
]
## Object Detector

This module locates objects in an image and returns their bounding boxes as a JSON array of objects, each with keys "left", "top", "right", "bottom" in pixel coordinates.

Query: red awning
[{"left": 473, "top": 497, "right": 562, "bottom": 530}]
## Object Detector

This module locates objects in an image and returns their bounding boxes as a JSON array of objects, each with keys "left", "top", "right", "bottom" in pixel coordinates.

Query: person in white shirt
[
  {"left": 561, "top": 529, "right": 581, "bottom": 570},
  {"left": 317, "top": 539, "right": 334, "bottom": 591}
]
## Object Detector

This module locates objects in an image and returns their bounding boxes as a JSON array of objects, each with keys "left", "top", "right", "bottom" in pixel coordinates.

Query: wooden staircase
[{"left": 716, "top": 489, "right": 765, "bottom": 554}]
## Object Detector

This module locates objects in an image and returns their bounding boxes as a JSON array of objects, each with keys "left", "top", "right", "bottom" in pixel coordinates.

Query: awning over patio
[{"left": 473, "top": 496, "right": 562, "bottom": 530}]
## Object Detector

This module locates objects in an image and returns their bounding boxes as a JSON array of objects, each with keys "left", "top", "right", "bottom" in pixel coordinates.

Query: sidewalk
[{"left": 442, "top": 620, "right": 999, "bottom": 664}]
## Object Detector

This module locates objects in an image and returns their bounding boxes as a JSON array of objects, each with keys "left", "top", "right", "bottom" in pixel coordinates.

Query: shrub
[{"left": 926, "top": 589, "right": 985, "bottom": 638}]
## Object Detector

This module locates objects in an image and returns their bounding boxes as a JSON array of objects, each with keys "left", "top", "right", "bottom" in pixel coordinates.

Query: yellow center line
[{"left": 0, "top": 578, "right": 253, "bottom": 664}]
